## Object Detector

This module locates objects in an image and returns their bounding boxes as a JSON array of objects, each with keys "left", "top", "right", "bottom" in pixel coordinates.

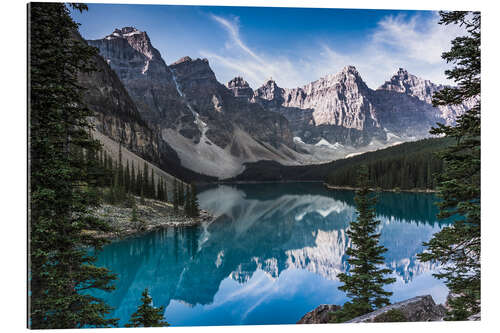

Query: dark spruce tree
[
  {"left": 124, "top": 160, "right": 130, "bottom": 193},
  {"left": 143, "top": 162, "right": 149, "bottom": 197},
  {"left": 173, "top": 179, "right": 179, "bottom": 213},
  {"left": 333, "top": 166, "right": 395, "bottom": 323},
  {"left": 29, "top": 3, "right": 117, "bottom": 328},
  {"left": 179, "top": 182, "right": 185, "bottom": 206},
  {"left": 189, "top": 183, "right": 200, "bottom": 218},
  {"left": 184, "top": 185, "right": 191, "bottom": 215},
  {"left": 418, "top": 11, "right": 481, "bottom": 321},
  {"left": 164, "top": 179, "right": 169, "bottom": 203},
  {"left": 125, "top": 289, "right": 170, "bottom": 327},
  {"left": 150, "top": 168, "right": 155, "bottom": 199}
]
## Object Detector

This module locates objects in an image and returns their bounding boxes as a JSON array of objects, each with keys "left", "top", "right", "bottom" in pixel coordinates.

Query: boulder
[
  {"left": 467, "top": 313, "right": 481, "bottom": 321},
  {"left": 297, "top": 304, "right": 341, "bottom": 324},
  {"left": 347, "top": 295, "right": 446, "bottom": 323}
]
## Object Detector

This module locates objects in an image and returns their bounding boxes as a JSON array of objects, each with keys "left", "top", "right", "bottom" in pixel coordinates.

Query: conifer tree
[
  {"left": 131, "top": 162, "right": 136, "bottom": 195},
  {"left": 164, "top": 180, "right": 169, "bottom": 203},
  {"left": 124, "top": 160, "right": 130, "bottom": 193},
  {"left": 173, "top": 180, "right": 179, "bottom": 213},
  {"left": 136, "top": 168, "right": 142, "bottom": 197},
  {"left": 125, "top": 289, "right": 169, "bottom": 327},
  {"left": 184, "top": 185, "right": 191, "bottom": 215},
  {"left": 156, "top": 177, "right": 162, "bottom": 201},
  {"left": 150, "top": 169, "right": 155, "bottom": 199},
  {"left": 189, "top": 183, "right": 200, "bottom": 218},
  {"left": 334, "top": 166, "right": 395, "bottom": 322},
  {"left": 418, "top": 11, "right": 481, "bottom": 320},
  {"left": 118, "top": 143, "right": 124, "bottom": 187},
  {"left": 179, "top": 182, "right": 185, "bottom": 206},
  {"left": 29, "top": 3, "right": 116, "bottom": 328},
  {"left": 143, "top": 162, "right": 149, "bottom": 197}
]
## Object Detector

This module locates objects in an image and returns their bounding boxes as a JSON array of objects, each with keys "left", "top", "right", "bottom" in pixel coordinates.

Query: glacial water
[{"left": 91, "top": 182, "right": 451, "bottom": 327}]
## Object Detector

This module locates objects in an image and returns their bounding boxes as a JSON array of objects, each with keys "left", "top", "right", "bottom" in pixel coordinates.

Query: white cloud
[
  {"left": 202, "top": 14, "right": 303, "bottom": 89},
  {"left": 202, "top": 12, "right": 464, "bottom": 90},
  {"left": 210, "top": 14, "right": 263, "bottom": 63}
]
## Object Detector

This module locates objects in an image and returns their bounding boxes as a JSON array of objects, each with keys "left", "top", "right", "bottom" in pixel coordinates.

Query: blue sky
[{"left": 71, "top": 4, "right": 463, "bottom": 89}]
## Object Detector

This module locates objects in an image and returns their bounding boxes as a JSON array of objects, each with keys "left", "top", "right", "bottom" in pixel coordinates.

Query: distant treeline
[
  {"left": 326, "top": 138, "right": 453, "bottom": 190},
  {"left": 229, "top": 138, "right": 452, "bottom": 189}
]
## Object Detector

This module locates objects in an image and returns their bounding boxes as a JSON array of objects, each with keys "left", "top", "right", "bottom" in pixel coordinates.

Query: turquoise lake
[{"left": 92, "top": 182, "right": 451, "bottom": 327}]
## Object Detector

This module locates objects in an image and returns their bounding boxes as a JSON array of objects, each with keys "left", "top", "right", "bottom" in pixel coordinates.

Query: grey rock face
[
  {"left": 87, "top": 27, "right": 192, "bottom": 130},
  {"left": 253, "top": 66, "right": 474, "bottom": 146},
  {"left": 87, "top": 26, "right": 475, "bottom": 177},
  {"left": 254, "top": 78, "right": 285, "bottom": 106},
  {"left": 347, "top": 295, "right": 446, "bottom": 323},
  {"left": 377, "top": 68, "right": 474, "bottom": 126},
  {"left": 227, "top": 76, "right": 254, "bottom": 101},
  {"left": 77, "top": 31, "right": 163, "bottom": 165},
  {"left": 255, "top": 66, "right": 379, "bottom": 131},
  {"left": 76, "top": 31, "right": 212, "bottom": 182},
  {"left": 253, "top": 68, "right": 385, "bottom": 146},
  {"left": 283, "top": 66, "right": 379, "bottom": 131},
  {"left": 89, "top": 27, "right": 297, "bottom": 178},
  {"left": 467, "top": 313, "right": 481, "bottom": 321},
  {"left": 297, "top": 304, "right": 341, "bottom": 324},
  {"left": 169, "top": 56, "right": 294, "bottom": 150}
]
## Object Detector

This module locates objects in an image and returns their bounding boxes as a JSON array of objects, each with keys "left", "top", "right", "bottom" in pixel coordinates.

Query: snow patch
[
  {"left": 122, "top": 31, "right": 142, "bottom": 37},
  {"left": 386, "top": 131, "right": 401, "bottom": 141},
  {"left": 168, "top": 67, "right": 211, "bottom": 144},
  {"left": 346, "top": 152, "right": 364, "bottom": 158},
  {"left": 315, "top": 138, "right": 343, "bottom": 149},
  {"left": 293, "top": 136, "right": 305, "bottom": 144}
]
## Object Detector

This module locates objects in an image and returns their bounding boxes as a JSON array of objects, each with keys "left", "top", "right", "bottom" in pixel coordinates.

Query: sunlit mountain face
[{"left": 90, "top": 183, "right": 450, "bottom": 326}]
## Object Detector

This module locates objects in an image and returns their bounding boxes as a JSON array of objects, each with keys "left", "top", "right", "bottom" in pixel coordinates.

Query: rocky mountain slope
[
  {"left": 88, "top": 28, "right": 302, "bottom": 179},
  {"left": 377, "top": 68, "right": 475, "bottom": 126},
  {"left": 245, "top": 66, "right": 472, "bottom": 149},
  {"left": 76, "top": 31, "right": 214, "bottom": 182},
  {"left": 85, "top": 26, "right": 473, "bottom": 180}
]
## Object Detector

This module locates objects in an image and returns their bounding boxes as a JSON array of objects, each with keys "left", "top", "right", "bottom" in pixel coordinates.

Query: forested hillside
[
  {"left": 230, "top": 138, "right": 452, "bottom": 188},
  {"left": 325, "top": 138, "right": 453, "bottom": 190}
]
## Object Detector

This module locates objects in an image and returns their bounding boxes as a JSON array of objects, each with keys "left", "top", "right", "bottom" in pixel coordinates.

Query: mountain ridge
[
  {"left": 88, "top": 27, "right": 303, "bottom": 179},
  {"left": 86, "top": 26, "right": 474, "bottom": 179}
]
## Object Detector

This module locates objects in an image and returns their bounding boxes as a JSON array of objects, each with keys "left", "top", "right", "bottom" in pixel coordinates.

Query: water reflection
[{"left": 93, "top": 183, "right": 450, "bottom": 326}]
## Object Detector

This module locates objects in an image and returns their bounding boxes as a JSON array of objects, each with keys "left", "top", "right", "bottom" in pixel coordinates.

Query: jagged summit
[
  {"left": 378, "top": 68, "right": 436, "bottom": 96},
  {"left": 105, "top": 27, "right": 147, "bottom": 40},
  {"left": 254, "top": 78, "right": 284, "bottom": 104},
  {"left": 87, "top": 24, "right": 474, "bottom": 179},
  {"left": 227, "top": 76, "right": 250, "bottom": 88},
  {"left": 227, "top": 76, "right": 253, "bottom": 100},
  {"left": 171, "top": 56, "right": 193, "bottom": 66},
  {"left": 396, "top": 67, "right": 409, "bottom": 77},
  {"left": 341, "top": 65, "right": 359, "bottom": 75}
]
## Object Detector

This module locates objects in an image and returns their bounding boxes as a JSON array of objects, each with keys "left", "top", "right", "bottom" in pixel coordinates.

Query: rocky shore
[
  {"left": 297, "top": 294, "right": 480, "bottom": 324},
  {"left": 87, "top": 197, "right": 213, "bottom": 240},
  {"left": 323, "top": 183, "right": 437, "bottom": 193}
]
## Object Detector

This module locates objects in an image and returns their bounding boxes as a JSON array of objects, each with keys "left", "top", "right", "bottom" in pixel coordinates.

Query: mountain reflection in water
[{"left": 92, "top": 182, "right": 451, "bottom": 326}]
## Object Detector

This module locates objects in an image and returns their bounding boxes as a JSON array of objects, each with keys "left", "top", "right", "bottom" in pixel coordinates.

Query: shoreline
[
  {"left": 210, "top": 180, "right": 324, "bottom": 185},
  {"left": 323, "top": 183, "right": 438, "bottom": 193},
  {"left": 87, "top": 197, "right": 214, "bottom": 240}
]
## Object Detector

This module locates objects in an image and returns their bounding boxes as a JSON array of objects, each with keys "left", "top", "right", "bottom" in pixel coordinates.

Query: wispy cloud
[
  {"left": 202, "top": 12, "right": 464, "bottom": 89},
  {"left": 210, "top": 14, "right": 263, "bottom": 63},
  {"left": 202, "top": 14, "right": 302, "bottom": 89}
]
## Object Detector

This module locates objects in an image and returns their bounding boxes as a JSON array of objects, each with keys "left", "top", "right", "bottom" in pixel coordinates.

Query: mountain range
[{"left": 84, "top": 26, "right": 472, "bottom": 180}]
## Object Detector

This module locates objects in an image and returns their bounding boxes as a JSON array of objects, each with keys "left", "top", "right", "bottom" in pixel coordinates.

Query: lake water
[{"left": 92, "top": 182, "right": 450, "bottom": 327}]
